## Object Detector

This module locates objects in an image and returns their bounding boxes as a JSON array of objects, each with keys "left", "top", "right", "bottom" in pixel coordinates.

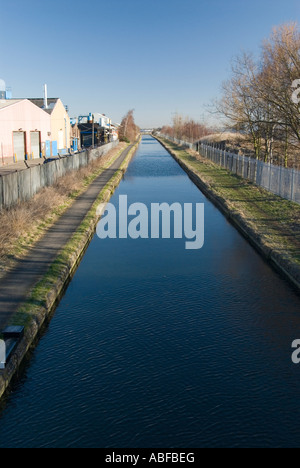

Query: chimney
[{"left": 44, "top": 84, "right": 48, "bottom": 109}]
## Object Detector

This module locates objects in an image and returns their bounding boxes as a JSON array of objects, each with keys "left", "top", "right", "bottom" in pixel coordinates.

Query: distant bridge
[{"left": 141, "top": 129, "right": 154, "bottom": 134}]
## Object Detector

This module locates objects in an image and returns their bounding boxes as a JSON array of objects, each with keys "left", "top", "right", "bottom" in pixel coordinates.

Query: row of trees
[
  {"left": 161, "top": 115, "right": 212, "bottom": 143},
  {"left": 118, "top": 110, "right": 140, "bottom": 143},
  {"left": 217, "top": 23, "right": 300, "bottom": 167}
]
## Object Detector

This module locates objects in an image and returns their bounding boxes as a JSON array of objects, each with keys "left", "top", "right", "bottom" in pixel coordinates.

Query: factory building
[
  {"left": 29, "top": 88, "right": 71, "bottom": 156},
  {"left": 77, "top": 113, "right": 118, "bottom": 147},
  {"left": 0, "top": 98, "right": 51, "bottom": 164}
]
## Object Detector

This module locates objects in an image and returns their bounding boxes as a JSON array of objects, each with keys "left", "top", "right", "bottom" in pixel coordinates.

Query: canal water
[{"left": 0, "top": 136, "right": 300, "bottom": 448}]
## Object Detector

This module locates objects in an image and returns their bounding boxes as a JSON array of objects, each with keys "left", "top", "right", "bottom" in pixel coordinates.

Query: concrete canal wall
[{"left": 0, "top": 142, "right": 119, "bottom": 210}]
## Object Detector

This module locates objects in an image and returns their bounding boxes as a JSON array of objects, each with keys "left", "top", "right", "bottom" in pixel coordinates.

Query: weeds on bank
[
  {"left": 0, "top": 143, "right": 128, "bottom": 277},
  {"left": 161, "top": 138, "right": 300, "bottom": 265},
  {"left": 12, "top": 143, "right": 138, "bottom": 328}
]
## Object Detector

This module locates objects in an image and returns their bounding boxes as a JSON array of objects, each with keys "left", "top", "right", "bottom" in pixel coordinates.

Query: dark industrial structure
[{"left": 78, "top": 122, "right": 110, "bottom": 148}]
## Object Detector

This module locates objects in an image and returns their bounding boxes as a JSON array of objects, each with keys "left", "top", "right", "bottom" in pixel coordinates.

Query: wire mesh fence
[
  {"left": 159, "top": 135, "right": 300, "bottom": 204},
  {"left": 200, "top": 144, "right": 300, "bottom": 204}
]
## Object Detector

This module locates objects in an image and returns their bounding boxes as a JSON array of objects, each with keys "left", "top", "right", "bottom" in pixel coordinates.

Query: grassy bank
[
  {"left": 0, "top": 142, "right": 128, "bottom": 279},
  {"left": 0, "top": 139, "right": 140, "bottom": 400},
  {"left": 13, "top": 140, "right": 140, "bottom": 328},
  {"left": 157, "top": 136, "right": 300, "bottom": 291}
]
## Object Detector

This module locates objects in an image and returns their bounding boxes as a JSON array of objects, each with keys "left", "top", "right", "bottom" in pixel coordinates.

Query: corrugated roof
[
  {"left": 28, "top": 98, "right": 59, "bottom": 114},
  {"left": 0, "top": 99, "right": 22, "bottom": 110}
]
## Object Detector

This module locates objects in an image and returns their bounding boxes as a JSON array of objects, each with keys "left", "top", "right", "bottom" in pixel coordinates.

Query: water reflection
[{"left": 0, "top": 136, "right": 299, "bottom": 448}]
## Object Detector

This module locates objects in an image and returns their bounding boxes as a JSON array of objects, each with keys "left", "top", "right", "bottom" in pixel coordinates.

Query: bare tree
[
  {"left": 260, "top": 23, "right": 300, "bottom": 165},
  {"left": 217, "top": 52, "right": 264, "bottom": 159},
  {"left": 118, "top": 110, "right": 140, "bottom": 143},
  {"left": 162, "top": 115, "right": 212, "bottom": 143},
  {"left": 216, "top": 23, "right": 300, "bottom": 167}
]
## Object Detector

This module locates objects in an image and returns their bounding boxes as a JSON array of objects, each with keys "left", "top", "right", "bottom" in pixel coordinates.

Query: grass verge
[
  {"left": 0, "top": 141, "right": 140, "bottom": 400},
  {"left": 157, "top": 136, "right": 300, "bottom": 290},
  {"left": 11, "top": 140, "right": 140, "bottom": 329},
  {"left": 0, "top": 142, "right": 128, "bottom": 279}
]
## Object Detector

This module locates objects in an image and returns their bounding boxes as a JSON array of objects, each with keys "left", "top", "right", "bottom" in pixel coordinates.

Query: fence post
[
  {"left": 254, "top": 159, "right": 258, "bottom": 184},
  {"left": 279, "top": 164, "right": 283, "bottom": 198},
  {"left": 268, "top": 162, "right": 272, "bottom": 192},
  {"left": 291, "top": 169, "right": 296, "bottom": 202}
]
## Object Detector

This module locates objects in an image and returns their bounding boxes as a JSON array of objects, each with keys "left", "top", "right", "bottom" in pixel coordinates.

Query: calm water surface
[{"left": 0, "top": 136, "right": 300, "bottom": 448}]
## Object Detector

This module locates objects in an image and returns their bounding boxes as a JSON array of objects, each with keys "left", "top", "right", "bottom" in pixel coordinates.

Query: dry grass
[
  {"left": 200, "top": 132, "right": 245, "bottom": 143},
  {"left": 0, "top": 142, "right": 127, "bottom": 276},
  {"left": 200, "top": 132, "right": 300, "bottom": 168}
]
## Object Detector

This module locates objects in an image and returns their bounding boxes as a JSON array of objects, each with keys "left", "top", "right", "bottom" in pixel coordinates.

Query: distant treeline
[{"left": 161, "top": 116, "right": 213, "bottom": 143}]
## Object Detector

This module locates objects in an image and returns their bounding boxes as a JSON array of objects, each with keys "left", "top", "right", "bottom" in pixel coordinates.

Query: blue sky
[{"left": 1, "top": 0, "right": 300, "bottom": 127}]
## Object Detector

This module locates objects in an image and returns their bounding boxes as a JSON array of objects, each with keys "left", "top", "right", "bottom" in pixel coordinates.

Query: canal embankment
[
  {"left": 0, "top": 138, "right": 140, "bottom": 400},
  {"left": 155, "top": 135, "right": 300, "bottom": 293},
  {"left": 1, "top": 135, "right": 299, "bottom": 448},
  {"left": 0, "top": 142, "right": 129, "bottom": 280}
]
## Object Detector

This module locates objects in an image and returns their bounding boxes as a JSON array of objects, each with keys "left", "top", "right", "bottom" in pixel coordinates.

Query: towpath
[{"left": 0, "top": 143, "right": 135, "bottom": 329}]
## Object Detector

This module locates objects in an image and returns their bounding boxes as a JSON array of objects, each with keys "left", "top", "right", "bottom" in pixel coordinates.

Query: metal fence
[
  {"left": 160, "top": 134, "right": 300, "bottom": 204},
  {"left": 0, "top": 141, "right": 119, "bottom": 210},
  {"left": 199, "top": 143, "right": 300, "bottom": 204},
  {"left": 162, "top": 136, "right": 194, "bottom": 149}
]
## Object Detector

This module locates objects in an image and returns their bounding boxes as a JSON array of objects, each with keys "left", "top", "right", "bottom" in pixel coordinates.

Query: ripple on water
[{"left": 0, "top": 137, "right": 299, "bottom": 448}]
